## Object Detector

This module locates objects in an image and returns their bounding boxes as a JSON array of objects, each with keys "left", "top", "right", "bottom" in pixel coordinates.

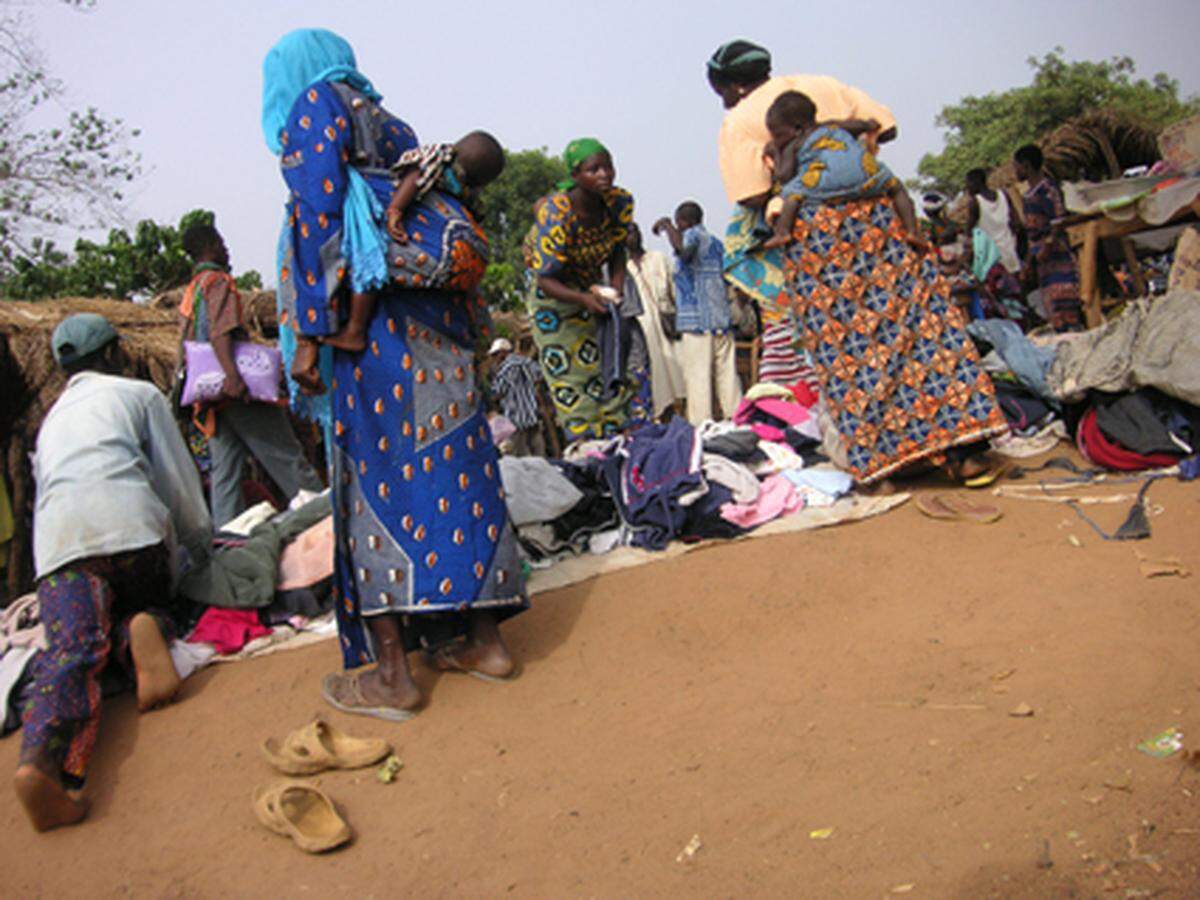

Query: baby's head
[
  {"left": 765, "top": 91, "right": 817, "bottom": 145},
  {"left": 454, "top": 131, "right": 505, "bottom": 188}
]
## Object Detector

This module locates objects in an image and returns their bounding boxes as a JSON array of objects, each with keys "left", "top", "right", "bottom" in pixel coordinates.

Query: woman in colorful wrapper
[
  {"left": 262, "top": 29, "right": 527, "bottom": 721},
  {"left": 522, "top": 138, "right": 649, "bottom": 442},
  {"left": 1013, "top": 144, "right": 1084, "bottom": 332},
  {"left": 708, "top": 41, "right": 1008, "bottom": 485}
]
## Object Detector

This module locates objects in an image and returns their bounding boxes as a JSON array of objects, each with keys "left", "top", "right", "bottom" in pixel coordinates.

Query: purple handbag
[{"left": 180, "top": 340, "right": 283, "bottom": 406}]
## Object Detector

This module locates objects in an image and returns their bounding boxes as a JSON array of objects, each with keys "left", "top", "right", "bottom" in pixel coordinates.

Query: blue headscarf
[
  {"left": 262, "top": 29, "right": 391, "bottom": 429},
  {"left": 263, "top": 28, "right": 390, "bottom": 297},
  {"left": 261, "top": 28, "right": 379, "bottom": 154}
]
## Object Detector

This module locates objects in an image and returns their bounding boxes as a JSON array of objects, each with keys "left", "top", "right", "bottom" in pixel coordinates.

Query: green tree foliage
[
  {"left": 917, "top": 49, "right": 1199, "bottom": 191},
  {"left": 0, "top": 209, "right": 260, "bottom": 300},
  {"left": 0, "top": 1, "right": 142, "bottom": 269},
  {"left": 235, "top": 270, "right": 264, "bottom": 290},
  {"left": 477, "top": 148, "right": 566, "bottom": 310}
]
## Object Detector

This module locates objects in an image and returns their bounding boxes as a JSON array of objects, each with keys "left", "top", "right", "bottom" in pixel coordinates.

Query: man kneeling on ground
[{"left": 14, "top": 314, "right": 212, "bottom": 832}]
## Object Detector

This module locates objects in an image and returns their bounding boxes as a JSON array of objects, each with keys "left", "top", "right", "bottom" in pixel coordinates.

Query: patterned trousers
[{"left": 20, "top": 544, "right": 171, "bottom": 788}]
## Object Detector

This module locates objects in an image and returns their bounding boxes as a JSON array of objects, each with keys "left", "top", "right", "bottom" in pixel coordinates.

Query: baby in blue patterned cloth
[{"left": 325, "top": 131, "right": 505, "bottom": 353}]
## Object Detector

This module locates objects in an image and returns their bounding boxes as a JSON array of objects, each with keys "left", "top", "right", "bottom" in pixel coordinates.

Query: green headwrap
[
  {"left": 557, "top": 137, "right": 610, "bottom": 190},
  {"left": 707, "top": 39, "right": 772, "bottom": 85}
]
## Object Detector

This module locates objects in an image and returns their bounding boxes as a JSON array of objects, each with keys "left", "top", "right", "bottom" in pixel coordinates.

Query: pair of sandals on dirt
[{"left": 254, "top": 718, "right": 394, "bottom": 853}]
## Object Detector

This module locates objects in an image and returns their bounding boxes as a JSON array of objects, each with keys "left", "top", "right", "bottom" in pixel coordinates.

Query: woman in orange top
[{"left": 710, "top": 39, "right": 899, "bottom": 318}]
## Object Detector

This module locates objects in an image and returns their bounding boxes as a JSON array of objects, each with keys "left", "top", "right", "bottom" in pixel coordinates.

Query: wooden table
[{"left": 1065, "top": 199, "right": 1200, "bottom": 327}]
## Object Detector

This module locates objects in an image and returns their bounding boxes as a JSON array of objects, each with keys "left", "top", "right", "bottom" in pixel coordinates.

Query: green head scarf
[
  {"left": 557, "top": 137, "right": 610, "bottom": 191},
  {"left": 707, "top": 39, "right": 772, "bottom": 86}
]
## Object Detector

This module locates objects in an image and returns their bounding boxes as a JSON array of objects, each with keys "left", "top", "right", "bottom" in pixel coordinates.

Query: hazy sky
[{"left": 23, "top": 0, "right": 1200, "bottom": 283}]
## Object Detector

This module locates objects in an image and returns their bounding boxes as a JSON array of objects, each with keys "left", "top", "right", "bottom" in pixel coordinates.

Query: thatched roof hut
[{"left": 991, "top": 109, "right": 1162, "bottom": 189}]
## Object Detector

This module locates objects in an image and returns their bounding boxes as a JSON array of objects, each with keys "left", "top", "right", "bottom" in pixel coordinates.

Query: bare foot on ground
[
  {"left": 13, "top": 765, "right": 88, "bottom": 832},
  {"left": 428, "top": 639, "right": 517, "bottom": 680},
  {"left": 324, "top": 666, "right": 422, "bottom": 713},
  {"left": 130, "top": 613, "right": 181, "bottom": 713}
]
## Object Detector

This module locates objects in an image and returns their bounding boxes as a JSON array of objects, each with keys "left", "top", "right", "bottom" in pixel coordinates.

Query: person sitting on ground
[
  {"left": 964, "top": 167, "right": 1021, "bottom": 275},
  {"left": 324, "top": 130, "right": 506, "bottom": 353},
  {"left": 488, "top": 337, "right": 547, "bottom": 457},
  {"left": 761, "top": 91, "right": 903, "bottom": 249},
  {"left": 15, "top": 314, "right": 212, "bottom": 832},
  {"left": 179, "top": 223, "right": 323, "bottom": 529},
  {"left": 652, "top": 202, "right": 741, "bottom": 424}
]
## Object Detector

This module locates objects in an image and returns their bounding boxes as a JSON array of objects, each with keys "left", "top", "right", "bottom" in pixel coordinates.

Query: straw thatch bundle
[
  {"left": 991, "top": 109, "right": 1162, "bottom": 189},
  {"left": 0, "top": 297, "right": 179, "bottom": 440}
]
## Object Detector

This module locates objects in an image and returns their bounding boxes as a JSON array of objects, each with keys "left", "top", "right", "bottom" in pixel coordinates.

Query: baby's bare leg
[
  {"left": 763, "top": 197, "right": 800, "bottom": 249},
  {"left": 324, "top": 293, "right": 376, "bottom": 352}
]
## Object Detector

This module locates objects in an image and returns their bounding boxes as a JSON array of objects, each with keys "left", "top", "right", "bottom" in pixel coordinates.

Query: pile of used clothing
[
  {"left": 503, "top": 383, "right": 854, "bottom": 563},
  {"left": 970, "top": 289, "right": 1200, "bottom": 473}
]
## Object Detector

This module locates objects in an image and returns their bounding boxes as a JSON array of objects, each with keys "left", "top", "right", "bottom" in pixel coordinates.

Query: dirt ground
[{"left": 2, "top": 463, "right": 1199, "bottom": 897}]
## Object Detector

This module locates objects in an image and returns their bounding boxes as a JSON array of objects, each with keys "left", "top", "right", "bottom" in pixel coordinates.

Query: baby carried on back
[{"left": 325, "top": 129, "right": 506, "bottom": 352}]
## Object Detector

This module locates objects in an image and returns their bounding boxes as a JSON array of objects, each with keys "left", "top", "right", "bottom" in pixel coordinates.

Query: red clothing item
[
  {"left": 188, "top": 607, "right": 271, "bottom": 655},
  {"left": 1076, "top": 409, "right": 1179, "bottom": 472}
]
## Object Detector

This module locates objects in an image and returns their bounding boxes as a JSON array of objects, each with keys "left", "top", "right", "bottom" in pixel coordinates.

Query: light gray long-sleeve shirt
[{"left": 33, "top": 371, "right": 211, "bottom": 580}]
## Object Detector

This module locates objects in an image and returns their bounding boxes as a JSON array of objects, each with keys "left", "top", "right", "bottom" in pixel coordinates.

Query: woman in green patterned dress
[{"left": 523, "top": 138, "right": 647, "bottom": 441}]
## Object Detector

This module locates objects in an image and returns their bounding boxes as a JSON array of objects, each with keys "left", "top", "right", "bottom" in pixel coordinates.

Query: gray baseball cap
[{"left": 51, "top": 313, "right": 118, "bottom": 367}]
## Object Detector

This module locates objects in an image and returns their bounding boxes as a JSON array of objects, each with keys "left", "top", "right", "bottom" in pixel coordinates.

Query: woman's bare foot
[
  {"left": 322, "top": 327, "right": 368, "bottom": 353},
  {"left": 13, "top": 765, "right": 88, "bottom": 832},
  {"left": 956, "top": 455, "right": 990, "bottom": 480},
  {"left": 129, "top": 613, "right": 181, "bottom": 713},
  {"left": 323, "top": 666, "right": 422, "bottom": 713},
  {"left": 761, "top": 233, "right": 790, "bottom": 250},
  {"left": 428, "top": 612, "right": 516, "bottom": 680},
  {"left": 428, "top": 641, "right": 516, "bottom": 679}
]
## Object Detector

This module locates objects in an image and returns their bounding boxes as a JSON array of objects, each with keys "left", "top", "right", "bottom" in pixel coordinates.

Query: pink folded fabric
[
  {"left": 719, "top": 474, "right": 804, "bottom": 528},
  {"left": 188, "top": 607, "right": 271, "bottom": 655},
  {"left": 277, "top": 517, "right": 334, "bottom": 591},
  {"left": 733, "top": 396, "right": 814, "bottom": 442}
]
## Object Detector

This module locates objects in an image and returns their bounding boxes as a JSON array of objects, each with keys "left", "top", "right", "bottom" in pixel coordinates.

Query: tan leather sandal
[
  {"left": 252, "top": 781, "right": 351, "bottom": 853},
  {"left": 262, "top": 718, "right": 391, "bottom": 776}
]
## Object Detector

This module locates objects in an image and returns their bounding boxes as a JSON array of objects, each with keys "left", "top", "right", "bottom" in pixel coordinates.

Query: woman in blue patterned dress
[{"left": 263, "top": 29, "right": 527, "bottom": 720}]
